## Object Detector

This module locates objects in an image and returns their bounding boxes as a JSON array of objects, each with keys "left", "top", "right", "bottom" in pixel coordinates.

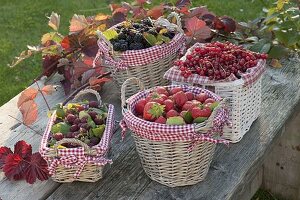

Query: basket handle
[
  {"left": 167, "top": 12, "right": 184, "bottom": 33},
  {"left": 121, "top": 77, "right": 145, "bottom": 108},
  {"left": 53, "top": 138, "right": 90, "bottom": 154},
  {"left": 73, "top": 89, "right": 102, "bottom": 105}
]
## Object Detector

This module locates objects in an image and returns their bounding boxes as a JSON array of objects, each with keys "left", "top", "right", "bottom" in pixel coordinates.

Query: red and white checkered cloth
[
  {"left": 40, "top": 104, "right": 115, "bottom": 178},
  {"left": 120, "top": 85, "right": 230, "bottom": 150},
  {"left": 163, "top": 43, "right": 266, "bottom": 87},
  {"left": 93, "top": 29, "right": 186, "bottom": 71}
]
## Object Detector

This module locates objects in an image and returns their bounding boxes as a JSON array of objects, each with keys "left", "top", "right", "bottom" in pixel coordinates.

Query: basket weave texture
[
  {"left": 120, "top": 78, "right": 229, "bottom": 187},
  {"left": 164, "top": 43, "right": 266, "bottom": 143},
  {"left": 39, "top": 89, "right": 115, "bottom": 183},
  {"left": 94, "top": 17, "right": 186, "bottom": 99}
]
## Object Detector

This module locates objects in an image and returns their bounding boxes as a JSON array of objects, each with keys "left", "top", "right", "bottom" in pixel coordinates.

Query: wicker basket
[
  {"left": 39, "top": 89, "right": 115, "bottom": 183},
  {"left": 94, "top": 14, "right": 186, "bottom": 99},
  {"left": 120, "top": 78, "right": 229, "bottom": 187},
  {"left": 164, "top": 43, "right": 266, "bottom": 143}
]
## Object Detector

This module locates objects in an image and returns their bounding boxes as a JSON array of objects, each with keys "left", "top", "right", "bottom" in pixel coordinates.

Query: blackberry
[
  {"left": 129, "top": 42, "right": 144, "bottom": 50},
  {"left": 113, "top": 42, "right": 121, "bottom": 51},
  {"left": 133, "top": 33, "right": 143, "bottom": 43},
  {"left": 118, "top": 32, "right": 127, "bottom": 40},
  {"left": 133, "top": 23, "right": 141, "bottom": 29},
  {"left": 163, "top": 32, "right": 175, "bottom": 39},
  {"left": 125, "top": 35, "right": 134, "bottom": 44},
  {"left": 142, "top": 18, "right": 153, "bottom": 27},
  {"left": 119, "top": 43, "right": 128, "bottom": 51}
]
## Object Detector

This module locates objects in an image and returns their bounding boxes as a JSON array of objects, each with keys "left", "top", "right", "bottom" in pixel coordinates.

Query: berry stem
[
  {"left": 34, "top": 80, "right": 51, "bottom": 111},
  {"left": 8, "top": 115, "right": 41, "bottom": 136}
]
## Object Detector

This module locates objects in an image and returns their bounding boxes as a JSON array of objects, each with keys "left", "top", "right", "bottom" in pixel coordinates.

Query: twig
[
  {"left": 62, "top": 71, "right": 111, "bottom": 105},
  {"left": 8, "top": 115, "right": 41, "bottom": 136},
  {"left": 34, "top": 80, "right": 51, "bottom": 111}
]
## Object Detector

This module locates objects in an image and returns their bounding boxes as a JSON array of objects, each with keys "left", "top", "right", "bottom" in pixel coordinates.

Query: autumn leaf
[
  {"left": 220, "top": 16, "right": 236, "bottom": 33},
  {"left": 69, "top": 14, "right": 89, "bottom": 33},
  {"left": 175, "top": 0, "right": 191, "bottom": 8},
  {"left": 270, "top": 59, "right": 282, "bottom": 68},
  {"left": 109, "top": 12, "right": 126, "bottom": 27},
  {"left": 41, "top": 32, "right": 63, "bottom": 45},
  {"left": 112, "top": 7, "right": 129, "bottom": 15},
  {"left": 132, "top": 7, "right": 147, "bottom": 20},
  {"left": 0, "top": 147, "right": 12, "bottom": 169},
  {"left": 147, "top": 5, "right": 164, "bottom": 20},
  {"left": 42, "top": 55, "right": 60, "bottom": 77},
  {"left": 48, "top": 12, "right": 60, "bottom": 31},
  {"left": 185, "top": 16, "right": 206, "bottom": 36},
  {"left": 17, "top": 88, "right": 38, "bottom": 108},
  {"left": 19, "top": 100, "right": 38, "bottom": 125},
  {"left": 41, "top": 85, "right": 55, "bottom": 95},
  {"left": 3, "top": 154, "right": 26, "bottom": 181},
  {"left": 23, "top": 152, "right": 49, "bottom": 184},
  {"left": 110, "top": 4, "right": 121, "bottom": 12},
  {"left": 178, "top": 7, "right": 190, "bottom": 15},
  {"left": 89, "top": 77, "right": 111, "bottom": 86},
  {"left": 135, "top": 0, "right": 151, "bottom": 5},
  {"left": 94, "top": 13, "right": 110, "bottom": 21},
  {"left": 14, "top": 141, "right": 32, "bottom": 160}
]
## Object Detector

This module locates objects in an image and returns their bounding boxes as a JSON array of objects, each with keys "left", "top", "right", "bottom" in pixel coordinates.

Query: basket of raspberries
[
  {"left": 94, "top": 14, "right": 186, "bottom": 98},
  {"left": 120, "top": 78, "right": 230, "bottom": 187},
  {"left": 164, "top": 41, "right": 267, "bottom": 143},
  {"left": 40, "top": 89, "right": 115, "bottom": 183}
]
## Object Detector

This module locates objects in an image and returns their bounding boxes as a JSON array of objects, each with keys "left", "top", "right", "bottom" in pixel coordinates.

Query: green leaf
[
  {"left": 182, "top": 111, "right": 193, "bottom": 124},
  {"left": 92, "top": 125, "right": 105, "bottom": 138},
  {"left": 102, "top": 29, "right": 118, "bottom": 41},
  {"left": 268, "top": 45, "right": 289, "bottom": 59},
  {"left": 51, "top": 122, "right": 71, "bottom": 134},
  {"left": 166, "top": 116, "right": 186, "bottom": 125},
  {"left": 261, "top": 43, "right": 271, "bottom": 53},
  {"left": 157, "top": 34, "right": 171, "bottom": 44},
  {"left": 143, "top": 33, "right": 157, "bottom": 46},
  {"left": 193, "top": 117, "right": 208, "bottom": 123},
  {"left": 79, "top": 111, "right": 90, "bottom": 119},
  {"left": 249, "top": 39, "right": 270, "bottom": 53},
  {"left": 88, "top": 118, "right": 96, "bottom": 128}
]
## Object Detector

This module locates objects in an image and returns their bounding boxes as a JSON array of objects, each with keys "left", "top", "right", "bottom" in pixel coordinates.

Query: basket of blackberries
[
  {"left": 94, "top": 14, "right": 186, "bottom": 98},
  {"left": 40, "top": 89, "right": 115, "bottom": 183}
]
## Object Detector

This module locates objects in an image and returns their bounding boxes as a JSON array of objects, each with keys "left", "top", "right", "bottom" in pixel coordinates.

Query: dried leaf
[
  {"left": 132, "top": 7, "right": 147, "bottom": 20},
  {"left": 17, "top": 88, "right": 38, "bottom": 108},
  {"left": 9, "top": 50, "right": 33, "bottom": 68},
  {"left": 69, "top": 14, "right": 88, "bottom": 33},
  {"left": 89, "top": 77, "right": 111, "bottom": 86},
  {"left": 188, "top": 6, "right": 212, "bottom": 18},
  {"left": 94, "top": 13, "right": 110, "bottom": 21},
  {"left": 48, "top": 12, "right": 60, "bottom": 31},
  {"left": 41, "top": 32, "right": 63, "bottom": 45},
  {"left": 41, "top": 85, "right": 55, "bottom": 95},
  {"left": 112, "top": 7, "right": 129, "bottom": 15},
  {"left": 19, "top": 100, "right": 38, "bottom": 125},
  {"left": 147, "top": 5, "right": 164, "bottom": 20},
  {"left": 110, "top": 4, "right": 121, "bottom": 12},
  {"left": 270, "top": 59, "right": 282, "bottom": 68}
]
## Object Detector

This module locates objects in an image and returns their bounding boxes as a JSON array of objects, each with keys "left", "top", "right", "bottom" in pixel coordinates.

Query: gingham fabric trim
[
  {"left": 94, "top": 28, "right": 186, "bottom": 71},
  {"left": 163, "top": 42, "right": 266, "bottom": 87},
  {"left": 39, "top": 104, "right": 115, "bottom": 157},
  {"left": 120, "top": 85, "right": 229, "bottom": 146},
  {"left": 48, "top": 154, "right": 112, "bottom": 178}
]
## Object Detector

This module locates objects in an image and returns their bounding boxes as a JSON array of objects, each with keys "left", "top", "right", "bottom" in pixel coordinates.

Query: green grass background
[{"left": 0, "top": 0, "right": 280, "bottom": 199}]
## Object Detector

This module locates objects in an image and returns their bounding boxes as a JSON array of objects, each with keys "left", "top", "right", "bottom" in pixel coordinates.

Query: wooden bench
[{"left": 0, "top": 56, "right": 299, "bottom": 200}]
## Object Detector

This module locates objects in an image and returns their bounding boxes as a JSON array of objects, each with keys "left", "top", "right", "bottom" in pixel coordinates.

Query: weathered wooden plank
[
  {"left": 46, "top": 56, "right": 300, "bottom": 200},
  {"left": 262, "top": 103, "right": 300, "bottom": 200}
]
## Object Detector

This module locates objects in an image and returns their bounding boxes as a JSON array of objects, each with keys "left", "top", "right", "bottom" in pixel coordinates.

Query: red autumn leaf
[
  {"left": 14, "top": 140, "right": 32, "bottom": 160},
  {"left": 89, "top": 77, "right": 111, "bottom": 86},
  {"left": 109, "top": 12, "right": 127, "bottom": 27},
  {"left": 213, "top": 17, "right": 225, "bottom": 30},
  {"left": 135, "top": 0, "right": 151, "bottom": 5},
  {"left": 202, "top": 13, "right": 217, "bottom": 26},
  {"left": 132, "top": 7, "right": 147, "bottom": 20},
  {"left": 185, "top": 16, "right": 206, "bottom": 36},
  {"left": 69, "top": 14, "right": 88, "bottom": 33},
  {"left": 178, "top": 6, "right": 190, "bottom": 15},
  {"left": 61, "top": 36, "right": 71, "bottom": 50},
  {"left": 112, "top": 7, "right": 129, "bottom": 15},
  {"left": 188, "top": 6, "right": 212, "bottom": 18},
  {"left": 24, "top": 152, "right": 49, "bottom": 184},
  {"left": 110, "top": 3, "right": 121, "bottom": 12},
  {"left": 175, "top": 0, "right": 191, "bottom": 8},
  {"left": 3, "top": 154, "right": 27, "bottom": 181},
  {"left": 82, "top": 37, "right": 98, "bottom": 57},
  {"left": 73, "top": 60, "right": 93, "bottom": 79},
  {"left": 220, "top": 16, "right": 236, "bottom": 33},
  {"left": 19, "top": 100, "right": 38, "bottom": 125},
  {"left": 42, "top": 55, "right": 60, "bottom": 77},
  {"left": 0, "top": 147, "right": 12, "bottom": 169},
  {"left": 17, "top": 88, "right": 38, "bottom": 108},
  {"left": 147, "top": 5, "right": 164, "bottom": 20},
  {"left": 41, "top": 85, "right": 55, "bottom": 95}
]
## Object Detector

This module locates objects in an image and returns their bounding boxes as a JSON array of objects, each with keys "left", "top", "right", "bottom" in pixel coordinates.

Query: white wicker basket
[{"left": 164, "top": 43, "right": 265, "bottom": 143}]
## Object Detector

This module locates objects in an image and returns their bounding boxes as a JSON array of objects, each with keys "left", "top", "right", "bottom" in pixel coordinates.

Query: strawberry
[
  {"left": 204, "top": 103, "right": 212, "bottom": 109},
  {"left": 182, "top": 101, "right": 193, "bottom": 111},
  {"left": 204, "top": 98, "right": 215, "bottom": 104},
  {"left": 143, "top": 102, "right": 165, "bottom": 121},
  {"left": 173, "top": 91, "right": 188, "bottom": 107},
  {"left": 164, "top": 99, "right": 174, "bottom": 112},
  {"left": 135, "top": 99, "right": 147, "bottom": 115},
  {"left": 185, "top": 92, "right": 194, "bottom": 101},
  {"left": 191, "top": 100, "right": 202, "bottom": 108},
  {"left": 155, "top": 86, "right": 169, "bottom": 96},
  {"left": 195, "top": 92, "right": 208, "bottom": 103},
  {"left": 166, "top": 109, "right": 179, "bottom": 118},
  {"left": 155, "top": 116, "right": 167, "bottom": 124},
  {"left": 145, "top": 92, "right": 164, "bottom": 104},
  {"left": 170, "top": 87, "right": 183, "bottom": 95},
  {"left": 191, "top": 107, "right": 212, "bottom": 119},
  {"left": 160, "top": 94, "right": 168, "bottom": 101}
]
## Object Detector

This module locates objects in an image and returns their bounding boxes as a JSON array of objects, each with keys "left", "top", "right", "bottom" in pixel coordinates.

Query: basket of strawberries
[
  {"left": 120, "top": 77, "right": 230, "bottom": 187},
  {"left": 40, "top": 89, "right": 115, "bottom": 182},
  {"left": 93, "top": 13, "right": 186, "bottom": 98},
  {"left": 164, "top": 42, "right": 267, "bottom": 143}
]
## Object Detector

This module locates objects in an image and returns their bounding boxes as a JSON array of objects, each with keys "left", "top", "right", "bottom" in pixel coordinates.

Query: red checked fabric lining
[
  {"left": 120, "top": 85, "right": 230, "bottom": 147},
  {"left": 94, "top": 32, "right": 186, "bottom": 71},
  {"left": 40, "top": 104, "right": 115, "bottom": 178},
  {"left": 163, "top": 42, "right": 266, "bottom": 87}
]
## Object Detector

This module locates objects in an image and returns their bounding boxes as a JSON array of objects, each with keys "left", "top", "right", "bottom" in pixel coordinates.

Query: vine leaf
[
  {"left": 69, "top": 14, "right": 89, "bottom": 33},
  {"left": 48, "top": 12, "right": 60, "bottom": 31},
  {"left": 41, "top": 85, "right": 56, "bottom": 95},
  {"left": 19, "top": 100, "right": 38, "bottom": 126},
  {"left": 17, "top": 88, "right": 38, "bottom": 108},
  {"left": 147, "top": 5, "right": 164, "bottom": 20}
]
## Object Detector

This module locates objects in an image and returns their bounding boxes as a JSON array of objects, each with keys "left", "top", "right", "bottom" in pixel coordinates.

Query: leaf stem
[
  {"left": 8, "top": 115, "right": 41, "bottom": 136},
  {"left": 62, "top": 71, "right": 111, "bottom": 106},
  {"left": 34, "top": 80, "right": 51, "bottom": 111}
]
